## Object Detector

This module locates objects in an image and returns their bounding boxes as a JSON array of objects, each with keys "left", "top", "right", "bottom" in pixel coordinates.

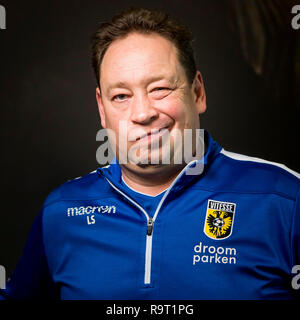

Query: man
[{"left": 1, "top": 7, "right": 299, "bottom": 300}]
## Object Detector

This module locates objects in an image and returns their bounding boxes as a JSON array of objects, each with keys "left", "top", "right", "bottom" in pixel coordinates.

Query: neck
[
  {"left": 120, "top": 163, "right": 185, "bottom": 196},
  {"left": 119, "top": 139, "right": 206, "bottom": 196}
]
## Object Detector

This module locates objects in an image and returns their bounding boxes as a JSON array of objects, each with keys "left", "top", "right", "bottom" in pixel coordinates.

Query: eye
[
  {"left": 150, "top": 87, "right": 172, "bottom": 99},
  {"left": 154, "top": 87, "right": 170, "bottom": 91},
  {"left": 112, "top": 94, "right": 128, "bottom": 102}
]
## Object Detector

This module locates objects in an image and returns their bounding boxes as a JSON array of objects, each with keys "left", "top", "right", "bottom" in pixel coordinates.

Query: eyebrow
[{"left": 105, "top": 74, "right": 176, "bottom": 93}]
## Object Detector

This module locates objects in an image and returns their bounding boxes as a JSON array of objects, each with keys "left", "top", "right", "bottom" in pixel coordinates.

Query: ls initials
[{"left": 87, "top": 215, "right": 96, "bottom": 225}]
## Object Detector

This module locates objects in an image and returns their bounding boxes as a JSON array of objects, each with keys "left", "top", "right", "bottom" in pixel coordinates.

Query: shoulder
[
  {"left": 43, "top": 168, "right": 111, "bottom": 207},
  {"left": 215, "top": 148, "right": 300, "bottom": 199}
]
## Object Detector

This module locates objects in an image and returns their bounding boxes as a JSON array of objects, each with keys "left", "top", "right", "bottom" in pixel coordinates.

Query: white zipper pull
[{"left": 147, "top": 217, "right": 154, "bottom": 236}]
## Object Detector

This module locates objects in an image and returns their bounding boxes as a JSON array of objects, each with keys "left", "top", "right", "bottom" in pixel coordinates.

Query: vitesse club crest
[{"left": 204, "top": 200, "right": 236, "bottom": 240}]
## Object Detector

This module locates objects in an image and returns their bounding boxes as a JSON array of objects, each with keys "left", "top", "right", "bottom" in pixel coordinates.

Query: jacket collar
[{"left": 97, "top": 130, "right": 222, "bottom": 195}]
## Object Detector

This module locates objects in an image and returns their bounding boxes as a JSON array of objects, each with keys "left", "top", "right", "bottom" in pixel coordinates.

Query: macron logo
[
  {"left": 67, "top": 205, "right": 117, "bottom": 225},
  {"left": 67, "top": 205, "right": 116, "bottom": 217}
]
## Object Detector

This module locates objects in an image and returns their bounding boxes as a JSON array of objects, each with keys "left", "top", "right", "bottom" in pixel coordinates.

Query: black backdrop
[{"left": 0, "top": 0, "right": 299, "bottom": 277}]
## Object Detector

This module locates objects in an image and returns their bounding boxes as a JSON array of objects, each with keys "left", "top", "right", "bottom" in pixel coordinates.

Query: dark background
[{"left": 0, "top": 0, "right": 299, "bottom": 277}]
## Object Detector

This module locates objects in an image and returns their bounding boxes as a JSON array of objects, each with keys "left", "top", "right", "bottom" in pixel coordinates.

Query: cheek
[
  {"left": 159, "top": 95, "right": 200, "bottom": 130},
  {"left": 102, "top": 104, "right": 124, "bottom": 131},
  {"left": 154, "top": 96, "right": 187, "bottom": 123}
]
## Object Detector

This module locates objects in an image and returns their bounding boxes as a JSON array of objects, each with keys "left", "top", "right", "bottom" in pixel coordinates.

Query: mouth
[
  {"left": 140, "top": 127, "right": 169, "bottom": 140},
  {"left": 129, "top": 126, "right": 170, "bottom": 142}
]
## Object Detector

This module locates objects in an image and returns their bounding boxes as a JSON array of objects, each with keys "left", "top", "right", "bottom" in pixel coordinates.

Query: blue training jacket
[{"left": 1, "top": 131, "right": 300, "bottom": 300}]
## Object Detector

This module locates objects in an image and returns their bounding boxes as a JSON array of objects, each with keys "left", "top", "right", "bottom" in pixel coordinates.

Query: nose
[{"left": 130, "top": 93, "right": 159, "bottom": 125}]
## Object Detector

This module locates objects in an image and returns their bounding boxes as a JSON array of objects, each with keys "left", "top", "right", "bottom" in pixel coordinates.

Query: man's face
[{"left": 96, "top": 32, "right": 206, "bottom": 175}]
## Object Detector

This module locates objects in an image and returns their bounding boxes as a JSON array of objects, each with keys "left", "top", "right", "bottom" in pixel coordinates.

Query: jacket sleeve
[
  {"left": 291, "top": 185, "right": 300, "bottom": 298},
  {"left": 0, "top": 209, "right": 59, "bottom": 300}
]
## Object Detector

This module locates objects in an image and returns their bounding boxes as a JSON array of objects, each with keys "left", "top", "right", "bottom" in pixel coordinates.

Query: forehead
[{"left": 100, "top": 32, "right": 185, "bottom": 89}]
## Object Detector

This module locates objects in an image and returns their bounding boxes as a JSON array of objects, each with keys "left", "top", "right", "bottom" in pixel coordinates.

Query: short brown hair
[{"left": 91, "top": 7, "right": 197, "bottom": 88}]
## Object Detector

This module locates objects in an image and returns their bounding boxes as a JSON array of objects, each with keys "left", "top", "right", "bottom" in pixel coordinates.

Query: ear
[
  {"left": 96, "top": 87, "right": 106, "bottom": 128},
  {"left": 192, "top": 71, "right": 207, "bottom": 114}
]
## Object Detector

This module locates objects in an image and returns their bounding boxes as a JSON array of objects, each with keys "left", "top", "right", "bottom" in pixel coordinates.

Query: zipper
[
  {"left": 147, "top": 217, "right": 154, "bottom": 236},
  {"left": 103, "top": 159, "right": 198, "bottom": 285},
  {"left": 104, "top": 178, "right": 154, "bottom": 284},
  {"left": 144, "top": 217, "right": 153, "bottom": 284},
  {"left": 144, "top": 217, "right": 154, "bottom": 284}
]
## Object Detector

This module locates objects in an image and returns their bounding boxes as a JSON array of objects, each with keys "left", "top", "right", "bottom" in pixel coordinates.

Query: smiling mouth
[
  {"left": 136, "top": 127, "right": 170, "bottom": 142},
  {"left": 128, "top": 126, "right": 170, "bottom": 142},
  {"left": 141, "top": 127, "right": 168, "bottom": 138}
]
